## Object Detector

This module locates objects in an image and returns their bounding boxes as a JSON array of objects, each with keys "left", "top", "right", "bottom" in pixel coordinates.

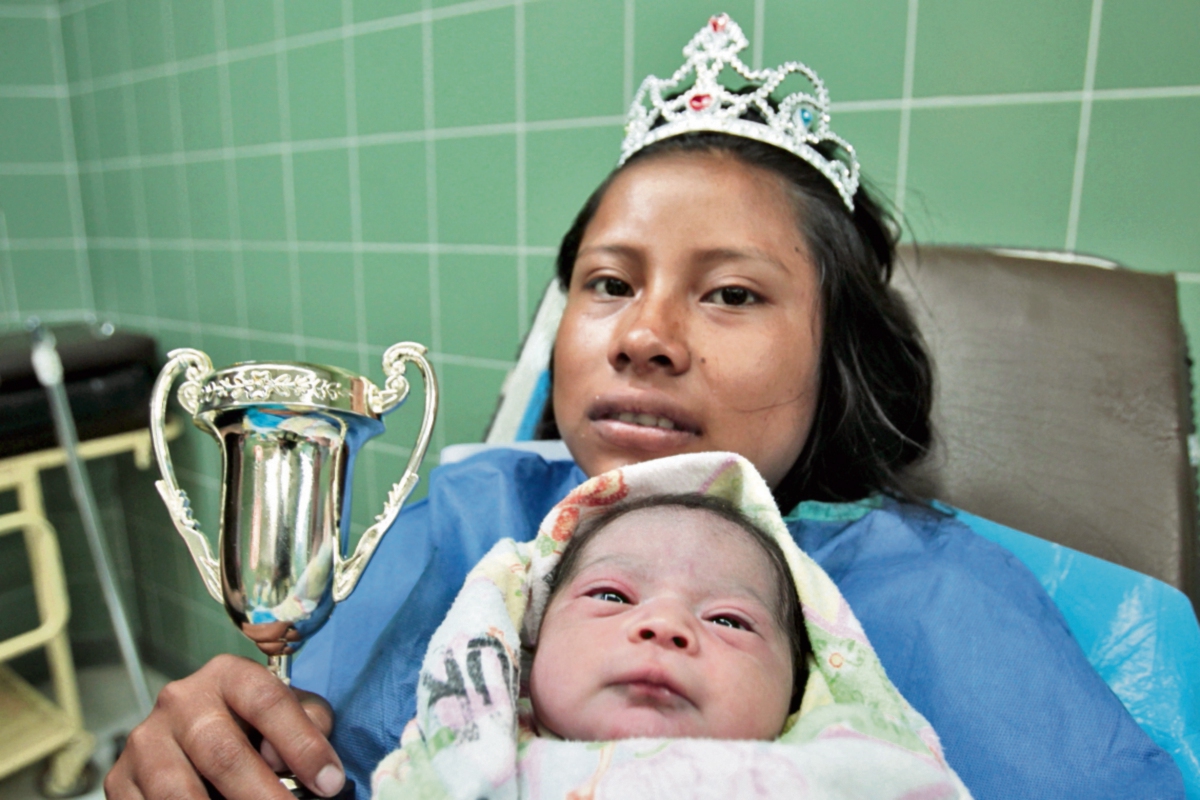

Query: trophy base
[{"left": 204, "top": 775, "right": 356, "bottom": 799}]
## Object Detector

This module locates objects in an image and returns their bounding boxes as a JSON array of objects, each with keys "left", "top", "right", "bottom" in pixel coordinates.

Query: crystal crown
[{"left": 620, "top": 13, "right": 861, "bottom": 211}]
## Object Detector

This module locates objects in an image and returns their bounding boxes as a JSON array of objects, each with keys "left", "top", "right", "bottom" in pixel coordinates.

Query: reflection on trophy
[{"left": 147, "top": 343, "right": 437, "bottom": 796}]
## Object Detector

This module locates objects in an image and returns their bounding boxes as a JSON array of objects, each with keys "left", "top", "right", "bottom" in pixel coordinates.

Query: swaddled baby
[
  {"left": 530, "top": 493, "right": 810, "bottom": 742},
  {"left": 373, "top": 452, "right": 971, "bottom": 799}
]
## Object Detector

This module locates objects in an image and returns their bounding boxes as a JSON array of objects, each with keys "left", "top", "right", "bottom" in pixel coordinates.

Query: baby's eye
[
  {"left": 588, "top": 277, "right": 633, "bottom": 298},
  {"left": 703, "top": 286, "right": 760, "bottom": 307},
  {"left": 590, "top": 590, "right": 628, "bottom": 604},
  {"left": 709, "top": 615, "right": 747, "bottom": 630}
]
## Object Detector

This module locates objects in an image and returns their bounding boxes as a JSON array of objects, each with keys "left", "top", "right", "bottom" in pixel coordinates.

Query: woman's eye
[
  {"left": 709, "top": 615, "right": 747, "bottom": 630},
  {"left": 591, "top": 590, "right": 628, "bottom": 604},
  {"left": 589, "top": 277, "right": 633, "bottom": 298},
  {"left": 704, "top": 286, "right": 759, "bottom": 306}
]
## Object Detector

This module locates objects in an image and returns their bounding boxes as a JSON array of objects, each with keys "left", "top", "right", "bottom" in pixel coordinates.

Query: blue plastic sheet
[{"left": 942, "top": 503, "right": 1200, "bottom": 798}]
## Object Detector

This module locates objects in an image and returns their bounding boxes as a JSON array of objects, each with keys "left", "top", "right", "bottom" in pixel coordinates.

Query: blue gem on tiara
[{"left": 620, "top": 13, "right": 861, "bottom": 211}]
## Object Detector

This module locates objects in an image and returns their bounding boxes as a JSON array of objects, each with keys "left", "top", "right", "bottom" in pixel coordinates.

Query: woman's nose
[
  {"left": 628, "top": 605, "right": 699, "bottom": 654},
  {"left": 608, "top": 292, "right": 691, "bottom": 376}
]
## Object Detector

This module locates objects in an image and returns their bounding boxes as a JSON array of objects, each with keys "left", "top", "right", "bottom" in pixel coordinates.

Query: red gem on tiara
[
  {"left": 689, "top": 94, "right": 713, "bottom": 111},
  {"left": 709, "top": 14, "right": 728, "bottom": 32}
]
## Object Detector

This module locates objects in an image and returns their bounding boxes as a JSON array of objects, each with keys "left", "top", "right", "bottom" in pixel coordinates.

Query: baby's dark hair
[{"left": 547, "top": 493, "right": 811, "bottom": 714}]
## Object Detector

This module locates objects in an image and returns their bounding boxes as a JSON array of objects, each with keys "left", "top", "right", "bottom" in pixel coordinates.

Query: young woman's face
[{"left": 553, "top": 151, "right": 823, "bottom": 488}]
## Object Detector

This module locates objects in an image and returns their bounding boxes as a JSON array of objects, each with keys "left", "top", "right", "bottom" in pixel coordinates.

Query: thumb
[{"left": 260, "top": 688, "right": 335, "bottom": 773}]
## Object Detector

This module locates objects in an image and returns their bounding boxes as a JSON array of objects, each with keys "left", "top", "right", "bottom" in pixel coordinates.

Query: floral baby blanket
[{"left": 372, "top": 452, "right": 971, "bottom": 799}]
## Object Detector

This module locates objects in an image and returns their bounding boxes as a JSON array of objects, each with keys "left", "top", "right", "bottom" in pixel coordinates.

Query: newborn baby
[
  {"left": 373, "top": 453, "right": 969, "bottom": 800},
  {"left": 529, "top": 494, "right": 811, "bottom": 741}
]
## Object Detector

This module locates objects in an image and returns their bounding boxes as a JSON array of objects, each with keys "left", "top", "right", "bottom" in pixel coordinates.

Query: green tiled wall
[{"left": 2, "top": 0, "right": 1199, "bottom": 677}]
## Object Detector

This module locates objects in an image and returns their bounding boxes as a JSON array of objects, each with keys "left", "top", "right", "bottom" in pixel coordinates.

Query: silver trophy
[{"left": 148, "top": 343, "right": 437, "bottom": 689}]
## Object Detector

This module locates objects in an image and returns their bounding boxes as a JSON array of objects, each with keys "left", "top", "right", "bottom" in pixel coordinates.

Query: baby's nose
[
  {"left": 629, "top": 605, "right": 698, "bottom": 652},
  {"left": 638, "top": 627, "right": 689, "bottom": 649}
]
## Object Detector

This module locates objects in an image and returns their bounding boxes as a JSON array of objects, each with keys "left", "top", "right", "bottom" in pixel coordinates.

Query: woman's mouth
[
  {"left": 587, "top": 400, "right": 703, "bottom": 454},
  {"left": 607, "top": 412, "right": 681, "bottom": 431}
]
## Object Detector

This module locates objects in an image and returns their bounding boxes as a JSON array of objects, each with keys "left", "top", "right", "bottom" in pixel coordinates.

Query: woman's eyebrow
[
  {"left": 695, "top": 246, "right": 791, "bottom": 275},
  {"left": 575, "top": 243, "right": 641, "bottom": 261}
]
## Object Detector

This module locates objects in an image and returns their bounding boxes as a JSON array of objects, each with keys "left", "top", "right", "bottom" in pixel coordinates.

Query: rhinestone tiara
[{"left": 620, "top": 13, "right": 861, "bottom": 211}]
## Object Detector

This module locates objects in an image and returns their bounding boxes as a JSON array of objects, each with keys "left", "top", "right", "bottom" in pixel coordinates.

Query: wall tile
[
  {"left": 186, "top": 161, "right": 231, "bottom": 240},
  {"left": 526, "top": 254, "right": 557, "bottom": 323},
  {"left": 92, "top": 86, "right": 132, "bottom": 159},
  {"left": 84, "top": 1, "right": 128, "bottom": 80},
  {"left": 354, "top": 25, "right": 425, "bottom": 135},
  {"left": 100, "top": 168, "right": 138, "bottom": 237},
  {"left": 0, "top": 175, "right": 74, "bottom": 237},
  {"left": 0, "top": 98, "right": 63, "bottom": 163},
  {"left": 151, "top": 250, "right": 196, "bottom": 321},
  {"left": 223, "top": 0, "right": 277, "bottom": 50},
  {"left": 141, "top": 164, "right": 184, "bottom": 238},
  {"left": 362, "top": 252, "right": 431, "bottom": 348},
  {"left": 93, "top": 249, "right": 151, "bottom": 317},
  {"left": 438, "top": 362, "right": 507, "bottom": 445},
  {"left": 293, "top": 149, "right": 352, "bottom": 242},
  {"left": 525, "top": 0, "right": 625, "bottom": 122},
  {"left": 835, "top": 109, "right": 901, "bottom": 202},
  {"left": 354, "top": 0, "right": 423, "bottom": 23},
  {"left": 633, "top": 0, "right": 756, "bottom": 84},
  {"left": 524, "top": 125, "right": 621, "bottom": 248},
  {"left": 1095, "top": 0, "right": 1200, "bottom": 90},
  {"left": 178, "top": 67, "right": 225, "bottom": 152},
  {"left": 297, "top": 251, "right": 359, "bottom": 341},
  {"left": 435, "top": 134, "right": 516, "bottom": 245},
  {"left": 288, "top": 41, "right": 348, "bottom": 142},
  {"left": 284, "top": 0, "right": 343, "bottom": 37},
  {"left": 438, "top": 253, "right": 519, "bottom": 361},
  {"left": 133, "top": 77, "right": 175, "bottom": 155},
  {"left": 235, "top": 156, "right": 287, "bottom": 240},
  {"left": 904, "top": 103, "right": 1078, "bottom": 248},
  {"left": 171, "top": 1, "right": 218, "bottom": 61},
  {"left": 359, "top": 141, "right": 428, "bottom": 243},
  {"left": 241, "top": 250, "right": 296, "bottom": 334},
  {"left": 124, "top": 0, "right": 166, "bottom": 70},
  {"left": 193, "top": 250, "right": 241, "bottom": 328},
  {"left": 913, "top": 0, "right": 1092, "bottom": 96},
  {"left": 762, "top": 0, "right": 908, "bottom": 102},
  {"left": 0, "top": 17, "right": 57, "bottom": 84},
  {"left": 10, "top": 250, "right": 84, "bottom": 311},
  {"left": 433, "top": 6, "right": 516, "bottom": 128},
  {"left": 1075, "top": 98, "right": 1200, "bottom": 274},
  {"left": 228, "top": 55, "right": 282, "bottom": 146}
]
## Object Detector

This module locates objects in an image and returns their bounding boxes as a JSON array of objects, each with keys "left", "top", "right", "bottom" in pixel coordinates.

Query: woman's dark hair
[
  {"left": 534, "top": 125, "right": 934, "bottom": 510},
  {"left": 546, "top": 492, "right": 810, "bottom": 715}
]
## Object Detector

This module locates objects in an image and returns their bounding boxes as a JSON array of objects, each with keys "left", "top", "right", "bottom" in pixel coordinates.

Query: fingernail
[{"left": 315, "top": 765, "right": 345, "bottom": 797}]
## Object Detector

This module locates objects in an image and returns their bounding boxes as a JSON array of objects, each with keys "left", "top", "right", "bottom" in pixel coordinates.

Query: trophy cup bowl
[{"left": 148, "top": 342, "right": 437, "bottom": 692}]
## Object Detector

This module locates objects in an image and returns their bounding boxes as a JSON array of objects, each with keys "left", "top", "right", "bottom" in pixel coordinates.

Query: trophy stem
[{"left": 268, "top": 654, "right": 292, "bottom": 685}]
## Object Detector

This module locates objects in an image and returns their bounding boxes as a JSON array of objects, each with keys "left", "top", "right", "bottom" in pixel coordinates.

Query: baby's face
[{"left": 530, "top": 506, "right": 794, "bottom": 741}]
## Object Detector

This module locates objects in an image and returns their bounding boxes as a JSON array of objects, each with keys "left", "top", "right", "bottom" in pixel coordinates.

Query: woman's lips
[{"left": 587, "top": 397, "right": 702, "bottom": 453}]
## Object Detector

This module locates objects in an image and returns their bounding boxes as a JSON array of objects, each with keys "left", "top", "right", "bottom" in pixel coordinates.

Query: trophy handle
[
  {"left": 150, "top": 348, "right": 223, "bottom": 603},
  {"left": 333, "top": 342, "right": 439, "bottom": 602}
]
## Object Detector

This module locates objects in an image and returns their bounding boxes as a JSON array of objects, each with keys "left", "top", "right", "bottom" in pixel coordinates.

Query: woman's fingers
[
  {"left": 200, "top": 655, "right": 346, "bottom": 798},
  {"left": 107, "top": 653, "right": 343, "bottom": 800}
]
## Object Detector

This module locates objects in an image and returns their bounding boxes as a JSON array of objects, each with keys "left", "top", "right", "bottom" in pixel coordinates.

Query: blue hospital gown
[{"left": 292, "top": 449, "right": 1183, "bottom": 799}]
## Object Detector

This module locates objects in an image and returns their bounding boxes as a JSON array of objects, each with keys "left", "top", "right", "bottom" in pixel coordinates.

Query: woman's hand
[{"left": 105, "top": 654, "right": 346, "bottom": 800}]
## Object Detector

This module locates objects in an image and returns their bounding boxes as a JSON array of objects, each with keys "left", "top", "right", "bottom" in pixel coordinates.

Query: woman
[{"left": 107, "top": 16, "right": 1181, "bottom": 800}]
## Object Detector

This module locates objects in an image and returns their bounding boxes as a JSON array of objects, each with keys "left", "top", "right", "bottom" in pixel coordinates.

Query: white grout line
[
  {"left": 0, "top": 3, "right": 54, "bottom": 18},
  {"left": 273, "top": 0, "right": 305, "bottom": 361},
  {"left": 160, "top": 0, "right": 203, "bottom": 343},
  {"left": 57, "top": 0, "right": 115, "bottom": 18},
  {"left": 0, "top": 162, "right": 78, "bottom": 175},
  {"left": 893, "top": 0, "right": 919, "bottom": 215},
  {"left": 46, "top": 8, "right": 95, "bottom": 313},
  {"left": 212, "top": 0, "right": 250, "bottom": 358},
  {"left": 622, "top": 0, "right": 635, "bottom": 107},
  {"left": 515, "top": 0, "right": 528, "bottom": 338},
  {"left": 342, "top": 0, "right": 370, "bottom": 376},
  {"left": 65, "top": 115, "right": 628, "bottom": 174},
  {"left": 752, "top": 0, "right": 765, "bottom": 71},
  {"left": 0, "top": 85, "right": 66, "bottom": 98},
  {"left": 0, "top": 211, "right": 19, "bottom": 319},
  {"left": 6, "top": 236, "right": 560, "bottom": 256},
  {"left": 62, "top": 0, "right": 525, "bottom": 96},
  {"left": 1175, "top": 273, "right": 1200, "bottom": 284},
  {"left": 1065, "top": 0, "right": 1104, "bottom": 253},
  {"left": 422, "top": 1, "right": 444, "bottom": 453}
]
